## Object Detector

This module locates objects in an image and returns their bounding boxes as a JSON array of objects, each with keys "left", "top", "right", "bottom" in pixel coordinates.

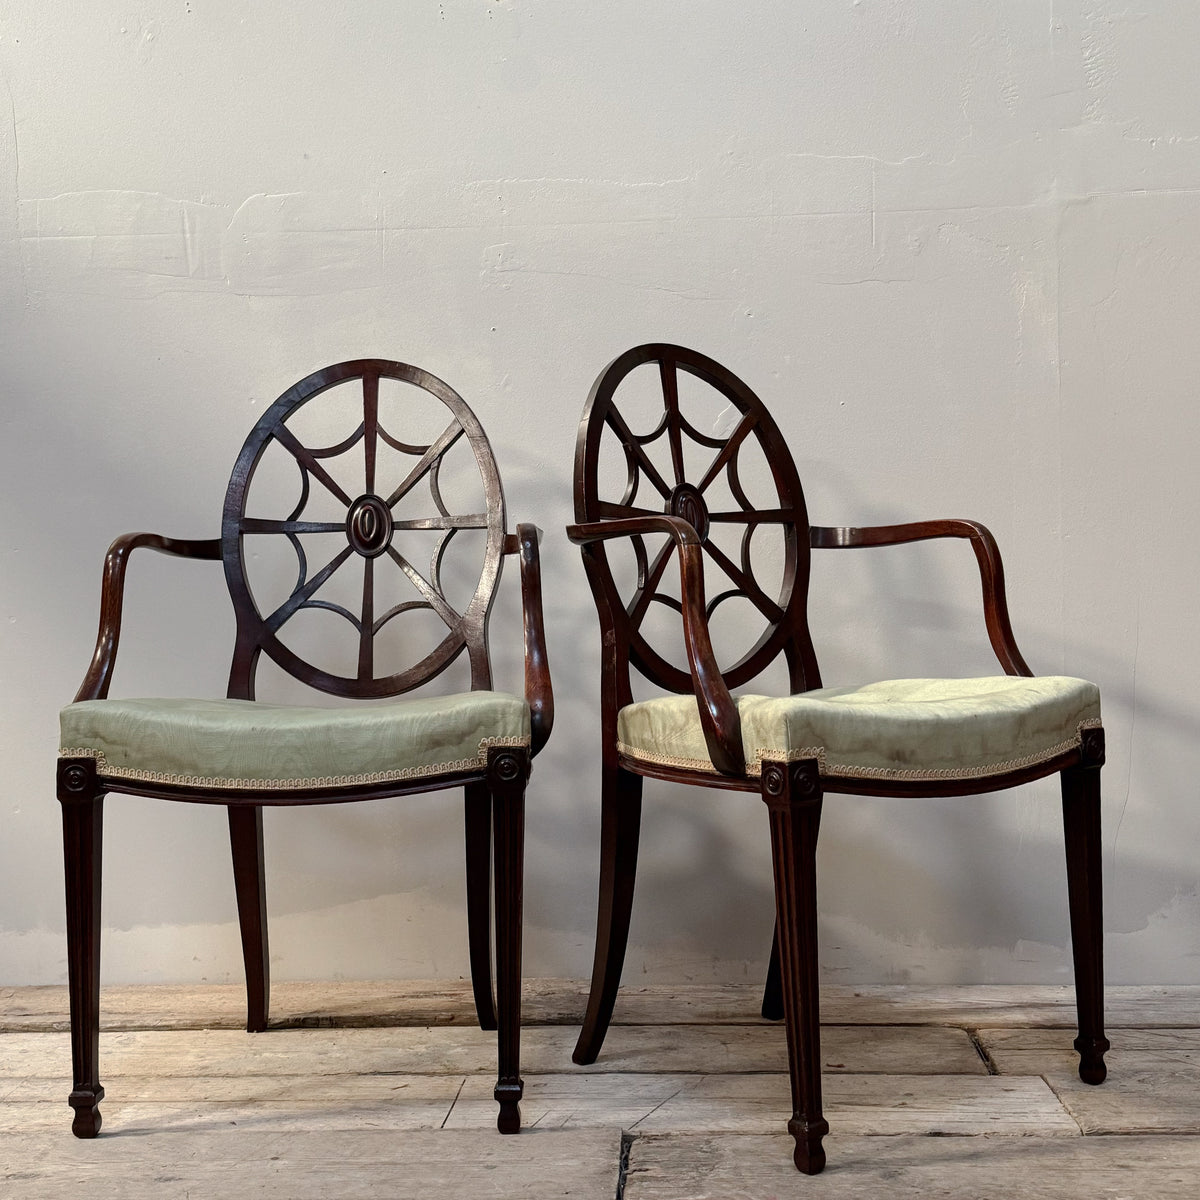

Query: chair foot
[
  {"left": 1075, "top": 1034, "right": 1110, "bottom": 1085},
  {"left": 494, "top": 1079, "right": 523, "bottom": 1133},
  {"left": 789, "top": 1116, "right": 828, "bottom": 1175},
  {"left": 69, "top": 1086, "right": 104, "bottom": 1138}
]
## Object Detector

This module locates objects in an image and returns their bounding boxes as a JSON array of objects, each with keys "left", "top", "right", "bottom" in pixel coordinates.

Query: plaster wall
[{"left": 1, "top": 1, "right": 1197, "bottom": 988}]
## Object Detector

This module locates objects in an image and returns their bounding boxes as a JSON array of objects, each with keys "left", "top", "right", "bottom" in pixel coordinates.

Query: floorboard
[
  {"left": 623, "top": 1133, "right": 1200, "bottom": 1199},
  {"left": 3, "top": 1129, "right": 620, "bottom": 1200},
  {"left": 0, "top": 1021, "right": 986, "bottom": 1079},
  {"left": 3, "top": 981, "right": 1197, "bottom": 1197},
  {"left": 5, "top": 980, "right": 1197, "bottom": 1031}
]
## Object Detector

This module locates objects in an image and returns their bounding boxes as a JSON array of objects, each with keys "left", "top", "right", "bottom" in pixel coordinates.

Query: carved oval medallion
[
  {"left": 346, "top": 494, "right": 394, "bottom": 558},
  {"left": 669, "top": 483, "right": 710, "bottom": 541}
]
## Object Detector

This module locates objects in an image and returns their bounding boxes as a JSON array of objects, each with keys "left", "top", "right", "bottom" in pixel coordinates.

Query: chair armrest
[
  {"left": 74, "top": 533, "right": 223, "bottom": 703},
  {"left": 567, "top": 516, "right": 745, "bottom": 775},
  {"left": 809, "top": 519, "right": 1032, "bottom": 676},
  {"left": 504, "top": 523, "right": 554, "bottom": 757}
]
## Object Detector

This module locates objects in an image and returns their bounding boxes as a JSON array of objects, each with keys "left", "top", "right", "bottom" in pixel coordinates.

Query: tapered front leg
[
  {"left": 464, "top": 781, "right": 498, "bottom": 1031},
  {"left": 59, "top": 758, "right": 106, "bottom": 1138},
  {"left": 489, "top": 747, "right": 530, "bottom": 1134},
  {"left": 1062, "top": 727, "right": 1109, "bottom": 1085},
  {"left": 229, "top": 805, "right": 270, "bottom": 1032},
  {"left": 762, "top": 759, "right": 827, "bottom": 1175},
  {"left": 573, "top": 763, "right": 643, "bottom": 1065}
]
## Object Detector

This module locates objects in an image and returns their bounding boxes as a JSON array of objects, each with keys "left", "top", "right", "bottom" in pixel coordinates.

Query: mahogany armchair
[
  {"left": 567, "top": 344, "right": 1106, "bottom": 1174},
  {"left": 57, "top": 359, "right": 552, "bottom": 1137}
]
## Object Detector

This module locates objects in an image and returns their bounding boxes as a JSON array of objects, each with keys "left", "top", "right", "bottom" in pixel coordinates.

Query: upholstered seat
[
  {"left": 617, "top": 676, "right": 1100, "bottom": 783},
  {"left": 61, "top": 693, "right": 531, "bottom": 792}
]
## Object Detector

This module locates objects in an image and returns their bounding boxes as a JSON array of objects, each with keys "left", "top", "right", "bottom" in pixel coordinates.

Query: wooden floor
[{"left": 3, "top": 980, "right": 1199, "bottom": 1197}]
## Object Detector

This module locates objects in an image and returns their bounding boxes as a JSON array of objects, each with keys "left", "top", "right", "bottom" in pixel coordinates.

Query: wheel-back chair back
[
  {"left": 567, "top": 344, "right": 1106, "bottom": 1174},
  {"left": 58, "top": 359, "right": 552, "bottom": 1138}
]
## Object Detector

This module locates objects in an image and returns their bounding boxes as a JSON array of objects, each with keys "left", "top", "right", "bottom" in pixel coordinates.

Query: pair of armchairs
[{"left": 57, "top": 350, "right": 1107, "bottom": 1174}]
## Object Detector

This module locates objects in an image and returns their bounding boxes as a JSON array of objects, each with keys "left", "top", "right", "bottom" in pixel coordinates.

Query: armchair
[
  {"left": 57, "top": 359, "right": 552, "bottom": 1138},
  {"left": 566, "top": 344, "right": 1105, "bottom": 1174}
]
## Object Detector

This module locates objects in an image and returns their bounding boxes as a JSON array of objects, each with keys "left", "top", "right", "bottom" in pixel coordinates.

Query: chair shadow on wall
[{"left": 538, "top": 393, "right": 1180, "bottom": 978}]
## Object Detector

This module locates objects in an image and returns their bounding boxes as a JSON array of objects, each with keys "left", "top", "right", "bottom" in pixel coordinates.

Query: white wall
[{"left": 2, "top": 1, "right": 1198, "bottom": 989}]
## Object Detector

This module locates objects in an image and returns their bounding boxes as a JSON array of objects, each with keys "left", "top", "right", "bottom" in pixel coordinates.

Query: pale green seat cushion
[
  {"left": 617, "top": 676, "right": 1101, "bottom": 782},
  {"left": 60, "top": 691, "right": 530, "bottom": 790}
]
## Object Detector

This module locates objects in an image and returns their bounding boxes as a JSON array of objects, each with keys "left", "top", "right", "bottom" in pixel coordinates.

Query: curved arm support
[
  {"left": 74, "top": 533, "right": 223, "bottom": 703},
  {"left": 567, "top": 516, "right": 745, "bottom": 775},
  {"left": 506, "top": 523, "right": 554, "bottom": 757},
  {"left": 810, "top": 519, "right": 1032, "bottom": 676}
]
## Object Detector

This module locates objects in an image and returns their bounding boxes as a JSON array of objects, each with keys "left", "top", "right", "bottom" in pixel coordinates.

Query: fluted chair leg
[
  {"left": 489, "top": 746, "right": 528, "bottom": 1134},
  {"left": 464, "top": 781, "right": 498, "bottom": 1031},
  {"left": 229, "top": 805, "right": 270, "bottom": 1033},
  {"left": 1062, "top": 728, "right": 1109, "bottom": 1085},
  {"left": 762, "top": 759, "right": 828, "bottom": 1175},
  {"left": 59, "top": 758, "right": 106, "bottom": 1138},
  {"left": 573, "top": 763, "right": 643, "bottom": 1065}
]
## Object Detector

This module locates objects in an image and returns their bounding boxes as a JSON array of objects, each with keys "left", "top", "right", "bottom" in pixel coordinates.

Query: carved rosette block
[
  {"left": 488, "top": 749, "right": 529, "bottom": 789},
  {"left": 57, "top": 757, "right": 99, "bottom": 804},
  {"left": 1080, "top": 725, "right": 1106, "bottom": 769}
]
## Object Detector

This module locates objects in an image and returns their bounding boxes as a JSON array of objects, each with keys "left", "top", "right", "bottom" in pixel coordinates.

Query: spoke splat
[
  {"left": 605, "top": 407, "right": 672, "bottom": 501},
  {"left": 386, "top": 421, "right": 465, "bottom": 509},
  {"left": 264, "top": 544, "right": 355, "bottom": 633},
  {"left": 707, "top": 509, "right": 796, "bottom": 525},
  {"left": 626, "top": 538, "right": 675, "bottom": 632},
  {"left": 660, "top": 356, "right": 686, "bottom": 487},
  {"left": 702, "top": 538, "right": 784, "bottom": 624},
  {"left": 363, "top": 368, "right": 379, "bottom": 495},
  {"left": 596, "top": 500, "right": 661, "bottom": 521},
  {"left": 273, "top": 424, "right": 356, "bottom": 507},
  {"left": 241, "top": 518, "right": 346, "bottom": 535},
  {"left": 386, "top": 545, "right": 463, "bottom": 631},
  {"left": 392, "top": 514, "right": 488, "bottom": 531},
  {"left": 225, "top": 360, "right": 506, "bottom": 697},
  {"left": 696, "top": 412, "right": 758, "bottom": 496},
  {"left": 359, "top": 557, "right": 374, "bottom": 680}
]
